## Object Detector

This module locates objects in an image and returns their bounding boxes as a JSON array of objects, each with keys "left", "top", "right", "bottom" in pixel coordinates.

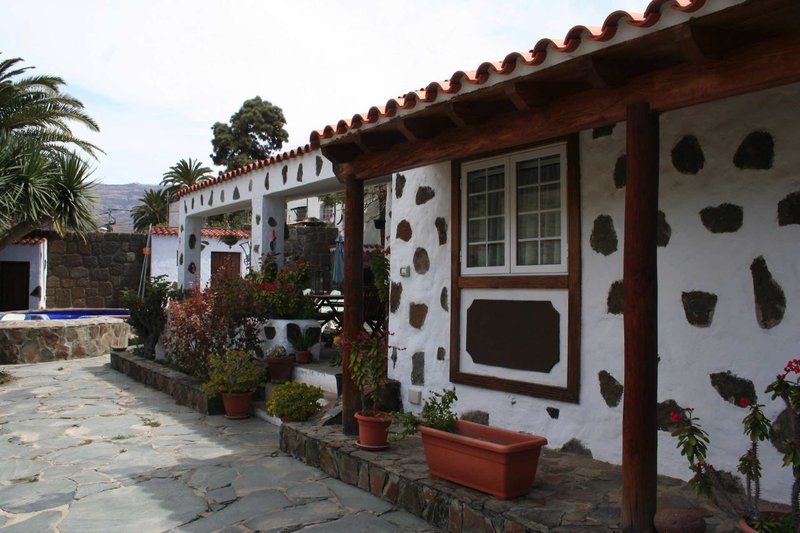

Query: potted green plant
[
  {"left": 266, "top": 381, "right": 323, "bottom": 422},
  {"left": 203, "top": 350, "right": 265, "bottom": 419},
  {"left": 288, "top": 327, "right": 319, "bottom": 364},
  {"left": 342, "top": 330, "right": 392, "bottom": 449},
  {"left": 265, "top": 346, "right": 294, "bottom": 384},
  {"left": 396, "top": 389, "right": 548, "bottom": 500},
  {"left": 669, "top": 356, "right": 800, "bottom": 532}
]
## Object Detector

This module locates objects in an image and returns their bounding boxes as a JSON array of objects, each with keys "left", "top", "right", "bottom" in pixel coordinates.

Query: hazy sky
[{"left": 1, "top": 0, "right": 645, "bottom": 185}]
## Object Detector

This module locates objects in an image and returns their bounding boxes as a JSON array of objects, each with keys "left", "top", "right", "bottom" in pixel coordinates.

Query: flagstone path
[{"left": 0, "top": 356, "right": 436, "bottom": 532}]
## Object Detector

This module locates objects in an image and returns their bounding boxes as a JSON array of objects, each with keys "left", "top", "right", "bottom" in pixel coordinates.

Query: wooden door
[
  {"left": 0, "top": 261, "right": 30, "bottom": 311},
  {"left": 210, "top": 252, "right": 241, "bottom": 284}
]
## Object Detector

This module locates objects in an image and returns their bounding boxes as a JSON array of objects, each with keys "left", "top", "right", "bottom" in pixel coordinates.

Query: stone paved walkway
[{"left": 0, "top": 356, "right": 436, "bottom": 532}]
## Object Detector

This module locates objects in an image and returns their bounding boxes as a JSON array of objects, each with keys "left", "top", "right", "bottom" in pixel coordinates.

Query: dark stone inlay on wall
[
  {"left": 390, "top": 282, "right": 402, "bottom": 313},
  {"left": 734, "top": 130, "right": 774, "bottom": 170},
  {"left": 598, "top": 370, "right": 624, "bottom": 407},
  {"left": 592, "top": 124, "right": 615, "bottom": 139},
  {"left": 183, "top": 201, "right": 187, "bottom": 213},
  {"left": 681, "top": 291, "right": 718, "bottom": 327},
  {"left": 255, "top": 214, "right": 261, "bottom": 225},
  {"left": 607, "top": 280, "right": 624, "bottom": 315},
  {"left": 411, "top": 352, "right": 424, "bottom": 385},
  {"left": 264, "top": 326, "right": 276, "bottom": 340},
  {"left": 769, "top": 408, "right": 794, "bottom": 454},
  {"left": 657, "top": 399, "right": 684, "bottom": 432},
  {"left": 268, "top": 217, "right": 277, "bottom": 227},
  {"left": 561, "top": 438, "right": 592, "bottom": 457},
  {"left": 248, "top": 179, "right": 253, "bottom": 192},
  {"left": 188, "top": 234, "right": 197, "bottom": 250},
  {"left": 590, "top": 215, "right": 618, "bottom": 256},
  {"left": 778, "top": 191, "right": 800, "bottom": 226},
  {"left": 265, "top": 172, "right": 270, "bottom": 190},
  {"left": 395, "top": 174, "right": 406, "bottom": 198},
  {"left": 316, "top": 155, "right": 323, "bottom": 176},
  {"left": 396, "top": 220, "right": 412, "bottom": 241},
  {"left": 700, "top": 203, "right": 743, "bottom": 233},
  {"left": 200, "top": 194, "right": 204, "bottom": 206},
  {"left": 282, "top": 165, "right": 288, "bottom": 183},
  {"left": 297, "top": 163, "right": 303, "bottom": 182},
  {"left": 435, "top": 217, "right": 448, "bottom": 246},
  {"left": 220, "top": 190, "right": 225, "bottom": 203},
  {"left": 253, "top": 244, "right": 260, "bottom": 254},
  {"left": 191, "top": 198, "right": 195, "bottom": 209},
  {"left": 614, "top": 154, "right": 627, "bottom": 189},
  {"left": 208, "top": 191, "right": 213, "bottom": 206},
  {"left": 460, "top": 411, "right": 489, "bottom": 425},
  {"left": 415, "top": 186, "right": 435, "bottom": 205},
  {"left": 409, "top": 303, "right": 428, "bottom": 329},
  {"left": 750, "top": 255, "right": 786, "bottom": 329},
  {"left": 179, "top": 253, "right": 183, "bottom": 266},
  {"left": 180, "top": 224, "right": 183, "bottom": 233},
  {"left": 232, "top": 187, "right": 240, "bottom": 200},
  {"left": 440, "top": 287, "right": 448, "bottom": 311},
  {"left": 436, "top": 347, "right": 445, "bottom": 361},
  {"left": 466, "top": 299, "right": 559, "bottom": 372},
  {"left": 710, "top": 371, "right": 757, "bottom": 406},
  {"left": 391, "top": 347, "right": 398, "bottom": 368},
  {"left": 546, "top": 407, "right": 560, "bottom": 419},
  {"left": 413, "top": 247, "right": 430, "bottom": 274},
  {"left": 671, "top": 135, "right": 705, "bottom": 175},
  {"left": 657, "top": 211, "right": 671, "bottom": 247}
]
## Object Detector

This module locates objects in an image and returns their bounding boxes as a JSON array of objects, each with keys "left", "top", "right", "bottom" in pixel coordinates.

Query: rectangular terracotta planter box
[{"left": 418, "top": 419, "right": 548, "bottom": 499}]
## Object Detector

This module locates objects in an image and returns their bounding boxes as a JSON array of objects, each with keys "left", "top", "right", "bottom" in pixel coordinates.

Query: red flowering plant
[
  {"left": 248, "top": 256, "right": 316, "bottom": 320},
  {"left": 341, "top": 330, "right": 393, "bottom": 417},
  {"left": 670, "top": 357, "right": 800, "bottom": 531}
]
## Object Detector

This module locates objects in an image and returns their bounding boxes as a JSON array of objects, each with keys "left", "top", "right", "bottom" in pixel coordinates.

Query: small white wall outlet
[
  {"left": 408, "top": 388, "right": 422, "bottom": 404},
  {"left": 399, "top": 266, "right": 411, "bottom": 277}
]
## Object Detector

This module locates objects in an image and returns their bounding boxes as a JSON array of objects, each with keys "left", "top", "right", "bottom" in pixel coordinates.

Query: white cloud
[{"left": 1, "top": 0, "right": 646, "bottom": 184}]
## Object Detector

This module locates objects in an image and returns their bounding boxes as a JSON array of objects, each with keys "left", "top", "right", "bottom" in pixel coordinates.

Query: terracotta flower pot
[
  {"left": 295, "top": 350, "right": 312, "bottom": 364},
  {"left": 418, "top": 419, "right": 548, "bottom": 499},
  {"left": 355, "top": 411, "right": 391, "bottom": 450},
  {"left": 267, "top": 357, "right": 294, "bottom": 384},
  {"left": 221, "top": 391, "right": 253, "bottom": 419}
]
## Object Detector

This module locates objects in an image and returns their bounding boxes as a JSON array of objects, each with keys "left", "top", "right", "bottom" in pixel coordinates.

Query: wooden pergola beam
[
  {"left": 342, "top": 176, "right": 364, "bottom": 435},
  {"left": 621, "top": 102, "right": 659, "bottom": 533}
]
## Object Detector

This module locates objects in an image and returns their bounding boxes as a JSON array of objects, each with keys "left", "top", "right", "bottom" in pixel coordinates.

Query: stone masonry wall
[
  {"left": 46, "top": 232, "right": 147, "bottom": 308},
  {"left": 284, "top": 226, "right": 339, "bottom": 292}
]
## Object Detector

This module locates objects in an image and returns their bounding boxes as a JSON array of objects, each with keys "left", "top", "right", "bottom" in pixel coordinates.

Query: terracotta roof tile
[
  {"left": 310, "top": 0, "right": 708, "bottom": 146},
  {"left": 13, "top": 237, "right": 46, "bottom": 245},
  {"left": 150, "top": 227, "right": 250, "bottom": 239}
]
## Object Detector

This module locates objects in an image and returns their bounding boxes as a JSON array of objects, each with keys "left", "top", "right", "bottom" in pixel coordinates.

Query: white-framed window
[{"left": 461, "top": 143, "right": 567, "bottom": 276}]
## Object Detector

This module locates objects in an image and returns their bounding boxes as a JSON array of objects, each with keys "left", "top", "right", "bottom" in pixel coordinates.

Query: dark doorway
[
  {"left": 210, "top": 252, "right": 241, "bottom": 284},
  {"left": 0, "top": 261, "right": 30, "bottom": 311}
]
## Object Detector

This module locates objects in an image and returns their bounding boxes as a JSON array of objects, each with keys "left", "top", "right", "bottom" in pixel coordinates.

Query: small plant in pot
[
  {"left": 342, "top": 330, "right": 392, "bottom": 450},
  {"left": 288, "top": 328, "right": 318, "bottom": 364},
  {"left": 669, "top": 356, "right": 800, "bottom": 532},
  {"left": 203, "top": 350, "right": 265, "bottom": 419},
  {"left": 265, "top": 346, "right": 294, "bottom": 384},
  {"left": 266, "top": 381, "right": 323, "bottom": 422},
  {"left": 396, "top": 388, "right": 548, "bottom": 500}
]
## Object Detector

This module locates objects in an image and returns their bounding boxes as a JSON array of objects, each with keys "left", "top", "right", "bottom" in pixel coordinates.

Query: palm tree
[
  {"left": 160, "top": 158, "right": 213, "bottom": 197},
  {"left": 131, "top": 188, "right": 169, "bottom": 233}
]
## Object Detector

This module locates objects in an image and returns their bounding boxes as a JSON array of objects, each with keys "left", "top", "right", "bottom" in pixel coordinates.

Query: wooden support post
[
  {"left": 622, "top": 102, "right": 659, "bottom": 533},
  {"left": 342, "top": 176, "right": 364, "bottom": 436}
]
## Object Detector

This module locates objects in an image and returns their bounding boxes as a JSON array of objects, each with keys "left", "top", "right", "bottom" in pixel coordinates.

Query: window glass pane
[
  {"left": 467, "top": 172, "right": 485, "bottom": 194},
  {"left": 517, "top": 241, "right": 539, "bottom": 266},
  {"left": 487, "top": 217, "right": 504, "bottom": 241},
  {"left": 540, "top": 183, "right": 560, "bottom": 210},
  {"left": 517, "top": 187, "right": 538, "bottom": 212},
  {"left": 487, "top": 243, "right": 504, "bottom": 266},
  {"left": 487, "top": 166, "right": 504, "bottom": 190},
  {"left": 517, "top": 213, "right": 539, "bottom": 239},
  {"left": 517, "top": 161, "right": 539, "bottom": 187},
  {"left": 539, "top": 156, "right": 560, "bottom": 183},
  {"left": 467, "top": 220, "right": 486, "bottom": 243},
  {"left": 541, "top": 211, "right": 560, "bottom": 238},
  {"left": 487, "top": 191, "right": 504, "bottom": 216},
  {"left": 540, "top": 239, "right": 561, "bottom": 264},
  {"left": 468, "top": 245, "right": 485, "bottom": 267},
  {"left": 468, "top": 195, "right": 485, "bottom": 218}
]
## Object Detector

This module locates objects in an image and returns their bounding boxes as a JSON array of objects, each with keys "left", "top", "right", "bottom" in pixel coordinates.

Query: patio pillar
[
  {"left": 342, "top": 175, "right": 364, "bottom": 435},
  {"left": 177, "top": 215, "right": 203, "bottom": 291},
  {"left": 622, "top": 102, "right": 659, "bottom": 533},
  {"left": 252, "top": 195, "right": 287, "bottom": 270}
]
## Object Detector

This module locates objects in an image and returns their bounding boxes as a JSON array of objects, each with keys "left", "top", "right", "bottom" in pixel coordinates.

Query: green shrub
[
  {"left": 120, "top": 275, "right": 174, "bottom": 358},
  {"left": 266, "top": 382, "right": 323, "bottom": 421},
  {"left": 396, "top": 389, "right": 458, "bottom": 435},
  {"left": 203, "top": 350, "right": 264, "bottom": 394}
]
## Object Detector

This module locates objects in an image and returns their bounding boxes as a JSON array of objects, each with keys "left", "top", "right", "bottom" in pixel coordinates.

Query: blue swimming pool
[{"left": 0, "top": 308, "right": 129, "bottom": 321}]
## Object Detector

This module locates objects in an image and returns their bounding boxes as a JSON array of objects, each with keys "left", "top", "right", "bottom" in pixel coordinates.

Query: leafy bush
[
  {"left": 203, "top": 350, "right": 265, "bottom": 394},
  {"left": 248, "top": 257, "right": 316, "bottom": 319},
  {"left": 266, "top": 381, "right": 323, "bottom": 421},
  {"left": 120, "top": 275, "right": 174, "bottom": 358},
  {"left": 396, "top": 389, "right": 458, "bottom": 435},
  {"left": 265, "top": 346, "right": 290, "bottom": 359}
]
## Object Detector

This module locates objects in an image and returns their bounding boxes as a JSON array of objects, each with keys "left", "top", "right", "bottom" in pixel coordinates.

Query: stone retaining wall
[{"left": 0, "top": 318, "right": 129, "bottom": 364}]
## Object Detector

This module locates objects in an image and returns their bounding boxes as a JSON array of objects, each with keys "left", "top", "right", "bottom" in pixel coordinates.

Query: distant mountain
[{"left": 94, "top": 183, "right": 162, "bottom": 233}]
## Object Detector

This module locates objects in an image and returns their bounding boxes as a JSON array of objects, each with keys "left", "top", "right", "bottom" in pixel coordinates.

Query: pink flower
[
  {"left": 738, "top": 397, "right": 751, "bottom": 408},
  {"left": 668, "top": 411, "right": 682, "bottom": 423}
]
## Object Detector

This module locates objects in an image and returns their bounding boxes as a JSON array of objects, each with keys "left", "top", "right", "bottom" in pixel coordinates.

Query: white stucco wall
[
  {"left": 150, "top": 233, "right": 247, "bottom": 289},
  {"left": 0, "top": 241, "right": 47, "bottom": 309},
  {"left": 389, "top": 83, "right": 800, "bottom": 503}
]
